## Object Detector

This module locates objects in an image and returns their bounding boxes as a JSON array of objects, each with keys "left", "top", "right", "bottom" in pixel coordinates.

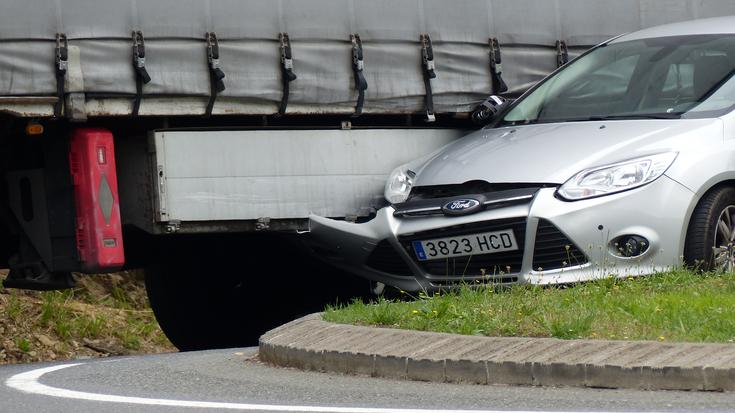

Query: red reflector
[
  {"left": 69, "top": 128, "right": 125, "bottom": 272},
  {"left": 96, "top": 146, "right": 107, "bottom": 165}
]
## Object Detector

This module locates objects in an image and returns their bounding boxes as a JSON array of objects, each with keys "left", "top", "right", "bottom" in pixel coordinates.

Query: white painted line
[{"left": 5, "top": 363, "right": 632, "bottom": 413}]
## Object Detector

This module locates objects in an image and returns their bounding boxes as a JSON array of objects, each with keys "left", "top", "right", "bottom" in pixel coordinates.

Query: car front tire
[{"left": 684, "top": 186, "right": 735, "bottom": 272}]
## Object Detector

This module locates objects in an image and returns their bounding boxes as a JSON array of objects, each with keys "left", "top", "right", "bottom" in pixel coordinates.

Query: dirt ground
[{"left": 0, "top": 270, "right": 175, "bottom": 365}]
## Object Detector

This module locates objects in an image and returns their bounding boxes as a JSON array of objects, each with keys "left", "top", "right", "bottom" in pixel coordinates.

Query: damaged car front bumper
[{"left": 308, "top": 176, "right": 695, "bottom": 292}]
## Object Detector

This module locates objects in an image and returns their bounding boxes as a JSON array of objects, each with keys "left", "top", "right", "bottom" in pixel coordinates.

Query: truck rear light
[{"left": 69, "top": 128, "right": 125, "bottom": 272}]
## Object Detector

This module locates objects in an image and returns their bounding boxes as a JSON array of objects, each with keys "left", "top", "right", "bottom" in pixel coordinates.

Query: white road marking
[{"left": 5, "top": 362, "right": 620, "bottom": 413}]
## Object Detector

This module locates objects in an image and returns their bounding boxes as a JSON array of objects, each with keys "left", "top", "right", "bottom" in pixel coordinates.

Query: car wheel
[{"left": 684, "top": 186, "right": 735, "bottom": 272}]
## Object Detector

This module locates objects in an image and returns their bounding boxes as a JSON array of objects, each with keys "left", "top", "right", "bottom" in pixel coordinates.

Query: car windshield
[{"left": 500, "top": 34, "right": 735, "bottom": 125}]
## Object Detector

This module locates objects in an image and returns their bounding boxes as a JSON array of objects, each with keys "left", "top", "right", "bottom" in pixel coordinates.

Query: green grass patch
[
  {"left": 31, "top": 288, "right": 167, "bottom": 350},
  {"left": 15, "top": 338, "right": 31, "bottom": 353},
  {"left": 324, "top": 270, "right": 735, "bottom": 343},
  {"left": 0, "top": 271, "right": 174, "bottom": 364}
]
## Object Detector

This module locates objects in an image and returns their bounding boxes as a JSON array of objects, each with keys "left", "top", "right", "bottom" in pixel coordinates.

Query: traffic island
[{"left": 259, "top": 314, "right": 735, "bottom": 391}]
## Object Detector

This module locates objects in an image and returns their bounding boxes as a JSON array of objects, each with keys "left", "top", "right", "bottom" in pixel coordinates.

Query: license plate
[{"left": 412, "top": 229, "right": 518, "bottom": 261}]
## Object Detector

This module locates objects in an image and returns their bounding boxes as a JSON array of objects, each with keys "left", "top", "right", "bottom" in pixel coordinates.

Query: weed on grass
[
  {"left": 324, "top": 270, "right": 735, "bottom": 343},
  {"left": 15, "top": 338, "right": 30, "bottom": 353}
]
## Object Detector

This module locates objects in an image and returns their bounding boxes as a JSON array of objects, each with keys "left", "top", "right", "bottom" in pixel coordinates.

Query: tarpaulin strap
[
  {"left": 489, "top": 38, "right": 508, "bottom": 95},
  {"left": 350, "top": 33, "right": 368, "bottom": 117},
  {"left": 278, "top": 32, "right": 297, "bottom": 116},
  {"left": 420, "top": 33, "right": 436, "bottom": 123},
  {"left": 205, "top": 32, "right": 226, "bottom": 117},
  {"left": 54, "top": 33, "right": 68, "bottom": 118},
  {"left": 556, "top": 40, "right": 569, "bottom": 68},
  {"left": 132, "top": 31, "right": 151, "bottom": 116}
]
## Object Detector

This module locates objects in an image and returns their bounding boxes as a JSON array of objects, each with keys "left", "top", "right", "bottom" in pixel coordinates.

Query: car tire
[{"left": 684, "top": 186, "right": 735, "bottom": 272}]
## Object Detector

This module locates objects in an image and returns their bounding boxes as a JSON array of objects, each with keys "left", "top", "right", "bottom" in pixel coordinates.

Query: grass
[
  {"left": 324, "top": 269, "right": 735, "bottom": 343},
  {"left": 0, "top": 270, "right": 174, "bottom": 364},
  {"left": 15, "top": 338, "right": 30, "bottom": 353}
]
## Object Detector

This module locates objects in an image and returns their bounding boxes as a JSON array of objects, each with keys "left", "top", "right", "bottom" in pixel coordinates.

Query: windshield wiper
[
  {"left": 583, "top": 113, "right": 682, "bottom": 121},
  {"left": 501, "top": 112, "right": 682, "bottom": 126}
]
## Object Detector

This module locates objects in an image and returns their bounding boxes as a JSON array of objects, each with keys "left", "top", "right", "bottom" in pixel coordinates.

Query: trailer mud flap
[{"left": 69, "top": 128, "right": 125, "bottom": 272}]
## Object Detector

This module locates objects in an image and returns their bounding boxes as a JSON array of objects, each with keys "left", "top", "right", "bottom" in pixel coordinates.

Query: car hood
[{"left": 413, "top": 119, "right": 723, "bottom": 186}]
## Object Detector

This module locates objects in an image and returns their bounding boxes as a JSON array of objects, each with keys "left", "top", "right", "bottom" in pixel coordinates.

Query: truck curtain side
[{"left": 4, "top": 0, "right": 735, "bottom": 119}]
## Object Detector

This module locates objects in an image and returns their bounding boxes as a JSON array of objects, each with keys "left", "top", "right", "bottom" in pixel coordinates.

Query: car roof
[{"left": 613, "top": 15, "right": 735, "bottom": 43}]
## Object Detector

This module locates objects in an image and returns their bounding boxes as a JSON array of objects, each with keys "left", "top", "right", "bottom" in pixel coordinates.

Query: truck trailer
[{"left": 1, "top": 0, "right": 734, "bottom": 349}]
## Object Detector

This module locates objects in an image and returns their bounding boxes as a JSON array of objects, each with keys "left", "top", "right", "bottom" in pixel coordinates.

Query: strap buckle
[
  {"left": 278, "top": 33, "right": 297, "bottom": 115},
  {"left": 131, "top": 31, "right": 151, "bottom": 116},
  {"left": 205, "top": 32, "right": 226, "bottom": 116},
  {"left": 131, "top": 31, "right": 151, "bottom": 84},
  {"left": 420, "top": 33, "right": 436, "bottom": 78},
  {"left": 489, "top": 38, "right": 502, "bottom": 76},
  {"left": 55, "top": 33, "right": 68, "bottom": 73},
  {"left": 350, "top": 33, "right": 368, "bottom": 117},
  {"left": 488, "top": 38, "right": 509, "bottom": 95},
  {"left": 206, "top": 32, "right": 220, "bottom": 70},
  {"left": 556, "top": 40, "right": 569, "bottom": 67},
  {"left": 54, "top": 33, "right": 69, "bottom": 117},
  {"left": 351, "top": 34, "right": 364, "bottom": 71},
  {"left": 280, "top": 32, "right": 295, "bottom": 72},
  {"left": 132, "top": 31, "right": 146, "bottom": 70},
  {"left": 420, "top": 33, "right": 436, "bottom": 122}
]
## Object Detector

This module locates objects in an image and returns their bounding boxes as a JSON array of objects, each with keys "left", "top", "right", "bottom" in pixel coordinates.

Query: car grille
[
  {"left": 408, "top": 182, "right": 553, "bottom": 201},
  {"left": 366, "top": 240, "right": 414, "bottom": 277},
  {"left": 393, "top": 187, "right": 539, "bottom": 218},
  {"left": 398, "top": 218, "right": 527, "bottom": 280},
  {"left": 532, "top": 219, "right": 588, "bottom": 271}
]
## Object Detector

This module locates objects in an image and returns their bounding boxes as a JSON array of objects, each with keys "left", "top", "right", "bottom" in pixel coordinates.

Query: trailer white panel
[{"left": 152, "top": 129, "right": 465, "bottom": 222}]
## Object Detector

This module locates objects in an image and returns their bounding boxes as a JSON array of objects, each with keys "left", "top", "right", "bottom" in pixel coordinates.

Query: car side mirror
[{"left": 471, "top": 95, "right": 511, "bottom": 125}]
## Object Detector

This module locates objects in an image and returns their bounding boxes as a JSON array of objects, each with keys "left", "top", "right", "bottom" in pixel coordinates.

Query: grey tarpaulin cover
[{"left": 2, "top": 0, "right": 735, "bottom": 117}]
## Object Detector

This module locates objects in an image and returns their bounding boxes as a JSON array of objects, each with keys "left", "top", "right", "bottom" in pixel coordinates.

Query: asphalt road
[{"left": 1, "top": 348, "right": 735, "bottom": 413}]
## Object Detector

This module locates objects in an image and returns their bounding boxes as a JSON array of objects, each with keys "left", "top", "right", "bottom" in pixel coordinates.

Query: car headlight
[
  {"left": 384, "top": 165, "right": 416, "bottom": 204},
  {"left": 556, "top": 152, "right": 678, "bottom": 201}
]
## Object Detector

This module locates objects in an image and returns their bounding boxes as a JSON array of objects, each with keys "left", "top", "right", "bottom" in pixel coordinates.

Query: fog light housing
[{"left": 611, "top": 235, "right": 649, "bottom": 258}]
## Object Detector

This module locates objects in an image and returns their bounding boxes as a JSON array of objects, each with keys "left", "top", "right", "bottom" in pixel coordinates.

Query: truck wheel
[
  {"left": 684, "top": 186, "right": 735, "bottom": 272},
  {"left": 145, "top": 261, "right": 260, "bottom": 351},
  {"left": 144, "top": 237, "right": 268, "bottom": 351},
  {"left": 144, "top": 234, "right": 369, "bottom": 351}
]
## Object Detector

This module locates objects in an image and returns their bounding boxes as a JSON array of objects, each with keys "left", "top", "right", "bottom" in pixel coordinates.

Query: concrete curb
[{"left": 259, "top": 314, "right": 735, "bottom": 391}]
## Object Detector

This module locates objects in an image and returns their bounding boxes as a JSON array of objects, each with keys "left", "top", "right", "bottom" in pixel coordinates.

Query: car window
[
  {"left": 534, "top": 54, "right": 640, "bottom": 120},
  {"left": 501, "top": 35, "right": 735, "bottom": 125},
  {"left": 662, "top": 63, "right": 694, "bottom": 94}
]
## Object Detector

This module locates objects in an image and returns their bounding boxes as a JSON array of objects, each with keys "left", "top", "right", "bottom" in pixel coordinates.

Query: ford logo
[{"left": 442, "top": 198, "right": 482, "bottom": 216}]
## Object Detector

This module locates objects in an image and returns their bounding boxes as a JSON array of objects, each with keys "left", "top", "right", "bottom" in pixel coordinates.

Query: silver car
[{"left": 309, "top": 16, "right": 735, "bottom": 292}]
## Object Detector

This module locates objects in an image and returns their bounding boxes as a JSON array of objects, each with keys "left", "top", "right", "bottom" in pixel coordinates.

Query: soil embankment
[{"left": 0, "top": 270, "right": 174, "bottom": 364}]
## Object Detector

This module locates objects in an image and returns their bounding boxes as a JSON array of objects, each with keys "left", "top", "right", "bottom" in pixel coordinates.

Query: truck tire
[
  {"left": 144, "top": 234, "right": 369, "bottom": 351},
  {"left": 144, "top": 236, "right": 271, "bottom": 351},
  {"left": 684, "top": 186, "right": 735, "bottom": 272}
]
